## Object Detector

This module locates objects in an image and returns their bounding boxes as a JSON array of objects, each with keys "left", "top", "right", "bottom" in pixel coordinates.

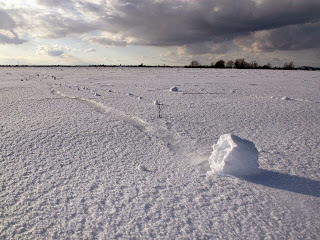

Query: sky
[{"left": 0, "top": 0, "right": 320, "bottom": 67}]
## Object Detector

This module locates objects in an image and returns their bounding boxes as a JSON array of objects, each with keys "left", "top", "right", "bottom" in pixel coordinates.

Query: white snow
[
  {"left": 208, "top": 134, "right": 259, "bottom": 176},
  {"left": 1, "top": 67, "right": 319, "bottom": 239}
]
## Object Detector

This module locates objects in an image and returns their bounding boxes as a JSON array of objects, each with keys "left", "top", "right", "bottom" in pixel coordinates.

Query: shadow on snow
[
  {"left": 200, "top": 160, "right": 320, "bottom": 197},
  {"left": 241, "top": 170, "right": 320, "bottom": 197}
]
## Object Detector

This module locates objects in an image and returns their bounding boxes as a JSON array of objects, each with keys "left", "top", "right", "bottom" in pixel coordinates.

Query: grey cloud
[
  {"left": 0, "top": 9, "right": 26, "bottom": 45},
  {"left": 36, "top": 0, "right": 74, "bottom": 7},
  {"left": 0, "top": 9, "right": 16, "bottom": 29},
  {"left": 37, "top": 44, "right": 66, "bottom": 56},
  {"left": 235, "top": 21, "right": 320, "bottom": 52},
  {"left": 0, "top": 30, "right": 27, "bottom": 44},
  {"left": 15, "top": 10, "right": 101, "bottom": 38},
  {"left": 47, "top": 50, "right": 64, "bottom": 56},
  {"left": 42, "top": 14, "right": 98, "bottom": 38},
  {"left": 76, "top": 1, "right": 101, "bottom": 13},
  {"left": 178, "top": 42, "right": 229, "bottom": 55},
  {"left": 86, "top": 36, "right": 127, "bottom": 47}
]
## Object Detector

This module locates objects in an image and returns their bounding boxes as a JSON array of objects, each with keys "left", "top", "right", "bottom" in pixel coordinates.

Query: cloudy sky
[{"left": 0, "top": 0, "right": 320, "bottom": 66}]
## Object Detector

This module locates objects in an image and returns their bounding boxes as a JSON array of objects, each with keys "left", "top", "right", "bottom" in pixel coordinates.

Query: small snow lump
[
  {"left": 209, "top": 134, "right": 259, "bottom": 176},
  {"left": 170, "top": 86, "right": 179, "bottom": 92}
]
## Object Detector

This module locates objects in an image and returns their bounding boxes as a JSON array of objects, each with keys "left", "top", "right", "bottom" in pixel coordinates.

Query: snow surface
[
  {"left": 208, "top": 134, "right": 259, "bottom": 176},
  {"left": 1, "top": 67, "right": 320, "bottom": 239}
]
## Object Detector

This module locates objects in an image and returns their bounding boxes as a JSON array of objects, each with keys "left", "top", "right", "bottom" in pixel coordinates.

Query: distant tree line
[
  {"left": 187, "top": 59, "right": 296, "bottom": 70},
  {"left": 1, "top": 61, "right": 318, "bottom": 70}
]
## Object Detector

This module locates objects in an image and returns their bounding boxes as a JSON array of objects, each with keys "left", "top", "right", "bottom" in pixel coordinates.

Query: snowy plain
[{"left": 1, "top": 67, "right": 320, "bottom": 239}]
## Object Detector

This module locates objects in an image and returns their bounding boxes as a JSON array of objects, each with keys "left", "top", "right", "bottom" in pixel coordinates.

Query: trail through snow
[{"left": 51, "top": 88, "right": 206, "bottom": 165}]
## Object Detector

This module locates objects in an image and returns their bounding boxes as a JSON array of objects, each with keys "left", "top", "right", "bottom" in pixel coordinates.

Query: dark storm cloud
[
  {"left": 95, "top": 0, "right": 320, "bottom": 47},
  {"left": 4, "top": 0, "right": 320, "bottom": 52}
]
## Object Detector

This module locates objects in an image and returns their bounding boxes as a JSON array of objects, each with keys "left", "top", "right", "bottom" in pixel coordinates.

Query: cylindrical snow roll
[{"left": 209, "top": 134, "right": 259, "bottom": 176}]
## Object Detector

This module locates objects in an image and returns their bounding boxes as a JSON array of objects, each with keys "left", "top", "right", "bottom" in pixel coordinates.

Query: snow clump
[
  {"left": 92, "top": 91, "right": 101, "bottom": 96},
  {"left": 170, "top": 86, "right": 179, "bottom": 92},
  {"left": 209, "top": 134, "right": 259, "bottom": 176}
]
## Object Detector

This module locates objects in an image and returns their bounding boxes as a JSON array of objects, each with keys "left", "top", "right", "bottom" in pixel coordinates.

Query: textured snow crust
[
  {"left": 1, "top": 67, "right": 320, "bottom": 239},
  {"left": 209, "top": 134, "right": 259, "bottom": 175}
]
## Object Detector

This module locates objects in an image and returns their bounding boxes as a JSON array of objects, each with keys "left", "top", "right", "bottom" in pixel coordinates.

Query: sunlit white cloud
[
  {"left": 37, "top": 44, "right": 68, "bottom": 56},
  {"left": 85, "top": 48, "right": 96, "bottom": 53}
]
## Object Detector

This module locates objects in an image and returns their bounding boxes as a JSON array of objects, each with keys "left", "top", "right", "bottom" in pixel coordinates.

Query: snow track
[
  {"left": 52, "top": 89, "right": 150, "bottom": 132},
  {"left": 52, "top": 90, "right": 112, "bottom": 114},
  {"left": 51, "top": 89, "right": 205, "bottom": 164}
]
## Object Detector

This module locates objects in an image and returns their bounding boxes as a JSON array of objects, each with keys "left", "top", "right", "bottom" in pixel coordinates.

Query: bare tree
[
  {"left": 226, "top": 60, "right": 234, "bottom": 68},
  {"left": 234, "top": 58, "right": 249, "bottom": 69},
  {"left": 190, "top": 60, "right": 201, "bottom": 67},
  {"left": 215, "top": 59, "right": 225, "bottom": 68},
  {"left": 249, "top": 60, "right": 259, "bottom": 69},
  {"left": 262, "top": 62, "right": 272, "bottom": 69},
  {"left": 283, "top": 61, "right": 294, "bottom": 70}
]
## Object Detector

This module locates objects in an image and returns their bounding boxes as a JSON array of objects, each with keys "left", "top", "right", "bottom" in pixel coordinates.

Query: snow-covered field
[{"left": 1, "top": 67, "right": 319, "bottom": 239}]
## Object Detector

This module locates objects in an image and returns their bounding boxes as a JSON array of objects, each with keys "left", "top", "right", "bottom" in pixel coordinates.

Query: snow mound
[
  {"left": 170, "top": 86, "right": 179, "bottom": 92},
  {"left": 208, "top": 134, "right": 259, "bottom": 176}
]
